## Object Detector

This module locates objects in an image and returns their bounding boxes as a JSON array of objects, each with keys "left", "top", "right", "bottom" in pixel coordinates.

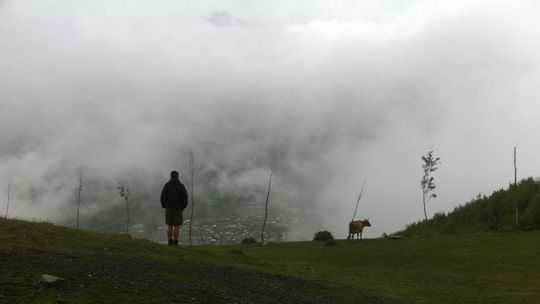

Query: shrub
[
  {"left": 241, "top": 237, "right": 258, "bottom": 245},
  {"left": 313, "top": 230, "right": 334, "bottom": 242}
]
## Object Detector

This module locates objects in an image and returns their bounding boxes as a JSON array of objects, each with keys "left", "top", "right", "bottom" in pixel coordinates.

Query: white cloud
[{"left": 1, "top": 0, "right": 539, "bottom": 238}]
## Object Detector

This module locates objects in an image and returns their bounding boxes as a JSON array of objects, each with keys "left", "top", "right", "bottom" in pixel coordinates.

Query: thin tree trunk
[
  {"left": 351, "top": 180, "right": 366, "bottom": 221},
  {"left": 261, "top": 163, "right": 276, "bottom": 244},
  {"left": 126, "top": 197, "right": 129, "bottom": 234},
  {"left": 423, "top": 194, "right": 428, "bottom": 221},
  {"left": 514, "top": 146, "right": 519, "bottom": 229},
  {"left": 76, "top": 172, "right": 82, "bottom": 229},
  {"left": 117, "top": 182, "right": 130, "bottom": 235},
  {"left": 188, "top": 148, "right": 195, "bottom": 247},
  {"left": 5, "top": 178, "right": 12, "bottom": 219}
]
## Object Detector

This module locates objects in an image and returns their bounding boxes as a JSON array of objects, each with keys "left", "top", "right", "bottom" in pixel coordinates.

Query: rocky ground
[{"left": 0, "top": 248, "right": 348, "bottom": 304}]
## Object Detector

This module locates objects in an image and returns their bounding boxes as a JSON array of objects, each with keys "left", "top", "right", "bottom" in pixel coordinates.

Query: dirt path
[{"left": 1, "top": 250, "right": 349, "bottom": 303}]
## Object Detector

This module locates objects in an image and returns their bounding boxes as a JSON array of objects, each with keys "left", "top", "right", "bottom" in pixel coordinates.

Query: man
[{"left": 160, "top": 170, "right": 188, "bottom": 246}]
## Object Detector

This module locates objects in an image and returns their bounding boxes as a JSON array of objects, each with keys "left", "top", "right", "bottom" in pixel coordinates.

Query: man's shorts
[{"left": 165, "top": 209, "right": 184, "bottom": 226}]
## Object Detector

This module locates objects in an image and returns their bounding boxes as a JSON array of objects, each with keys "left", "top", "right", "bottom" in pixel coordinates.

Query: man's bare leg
[
  {"left": 167, "top": 225, "right": 173, "bottom": 245},
  {"left": 173, "top": 225, "right": 180, "bottom": 245}
]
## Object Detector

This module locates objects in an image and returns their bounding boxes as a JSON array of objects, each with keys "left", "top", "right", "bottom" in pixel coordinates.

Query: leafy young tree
[
  {"left": 421, "top": 151, "right": 441, "bottom": 221},
  {"left": 117, "top": 182, "right": 131, "bottom": 234}
]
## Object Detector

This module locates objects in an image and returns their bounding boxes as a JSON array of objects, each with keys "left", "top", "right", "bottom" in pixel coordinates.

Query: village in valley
[{"left": 131, "top": 203, "right": 315, "bottom": 245}]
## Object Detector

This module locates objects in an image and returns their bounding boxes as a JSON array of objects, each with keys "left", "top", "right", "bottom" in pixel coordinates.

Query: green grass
[
  {"left": 1, "top": 218, "right": 540, "bottom": 303},
  {"left": 198, "top": 234, "right": 540, "bottom": 304}
]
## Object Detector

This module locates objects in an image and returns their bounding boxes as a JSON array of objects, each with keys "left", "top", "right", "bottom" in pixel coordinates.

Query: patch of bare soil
[{"left": 1, "top": 250, "right": 349, "bottom": 304}]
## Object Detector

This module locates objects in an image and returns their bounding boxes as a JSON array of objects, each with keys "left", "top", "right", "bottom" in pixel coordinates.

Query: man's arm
[
  {"left": 180, "top": 185, "right": 188, "bottom": 210},
  {"left": 160, "top": 184, "right": 167, "bottom": 208}
]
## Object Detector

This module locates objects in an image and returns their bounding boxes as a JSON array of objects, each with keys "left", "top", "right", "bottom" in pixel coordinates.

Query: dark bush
[
  {"left": 313, "top": 230, "right": 334, "bottom": 242},
  {"left": 241, "top": 237, "right": 258, "bottom": 245}
]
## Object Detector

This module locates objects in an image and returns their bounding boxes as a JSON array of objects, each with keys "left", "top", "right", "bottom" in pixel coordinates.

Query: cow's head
[{"left": 363, "top": 219, "right": 371, "bottom": 227}]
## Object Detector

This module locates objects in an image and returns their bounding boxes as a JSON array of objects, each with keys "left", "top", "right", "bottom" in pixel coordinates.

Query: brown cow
[{"left": 347, "top": 219, "right": 371, "bottom": 240}]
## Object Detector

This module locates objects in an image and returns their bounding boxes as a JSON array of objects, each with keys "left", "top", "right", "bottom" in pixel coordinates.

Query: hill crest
[{"left": 400, "top": 177, "right": 540, "bottom": 236}]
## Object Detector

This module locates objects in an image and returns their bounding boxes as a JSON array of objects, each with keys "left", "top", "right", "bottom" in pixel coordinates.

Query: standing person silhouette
[{"left": 160, "top": 170, "right": 188, "bottom": 246}]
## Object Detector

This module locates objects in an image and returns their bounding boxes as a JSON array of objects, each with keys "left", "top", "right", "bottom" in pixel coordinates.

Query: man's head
[{"left": 170, "top": 170, "right": 179, "bottom": 180}]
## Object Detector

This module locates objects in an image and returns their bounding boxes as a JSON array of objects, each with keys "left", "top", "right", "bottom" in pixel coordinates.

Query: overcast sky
[{"left": 1, "top": 0, "right": 539, "bottom": 239}]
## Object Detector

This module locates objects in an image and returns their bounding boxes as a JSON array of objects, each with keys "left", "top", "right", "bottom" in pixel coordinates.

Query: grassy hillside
[
  {"left": 1, "top": 218, "right": 540, "bottom": 303},
  {"left": 0, "top": 218, "right": 346, "bottom": 304},
  {"left": 401, "top": 177, "right": 540, "bottom": 236}
]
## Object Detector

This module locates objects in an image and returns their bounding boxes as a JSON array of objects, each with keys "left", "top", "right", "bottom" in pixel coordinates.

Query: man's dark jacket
[{"left": 160, "top": 179, "right": 188, "bottom": 210}]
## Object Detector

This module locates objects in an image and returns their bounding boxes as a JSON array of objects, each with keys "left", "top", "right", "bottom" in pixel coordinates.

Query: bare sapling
[
  {"left": 514, "top": 146, "right": 519, "bottom": 229},
  {"left": 351, "top": 180, "right": 366, "bottom": 221},
  {"left": 5, "top": 178, "right": 12, "bottom": 218},
  {"left": 76, "top": 171, "right": 83, "bottom": 229},
  {"left": 117, "top": 182, "right": 131, "bottom": 234},
  {"left": 187, "top": 148, "right": 195, "bottom": 247},
  {"left": 261, "top": 162, "right": 277, "bottom": 244}
]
